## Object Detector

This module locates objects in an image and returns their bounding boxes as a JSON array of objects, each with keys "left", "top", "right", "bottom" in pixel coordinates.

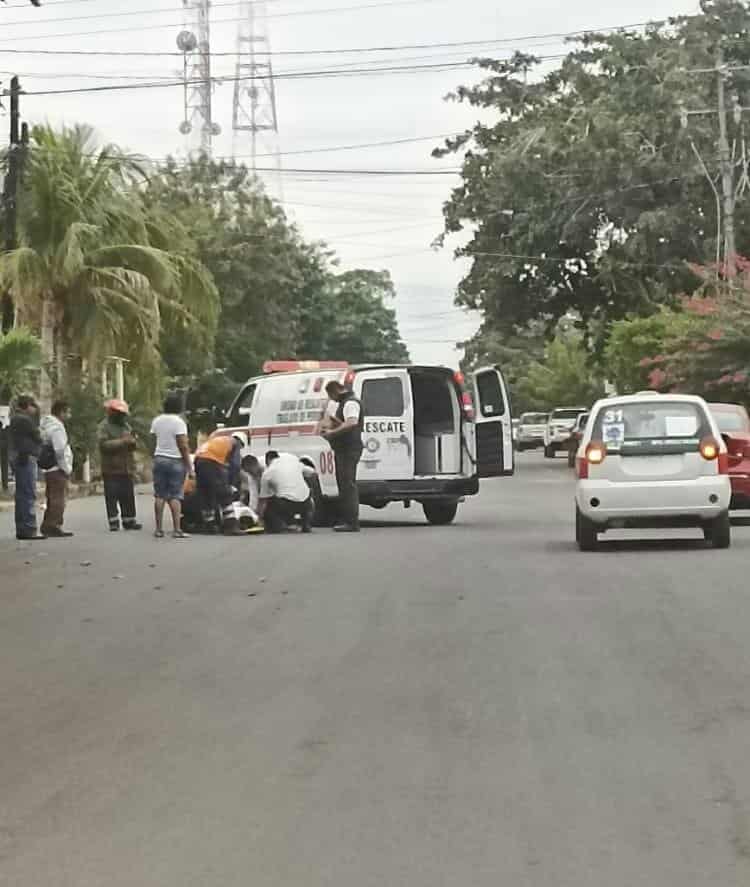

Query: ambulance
[{"left": 213, "top": 360, "right": 514, "bottom": 525}]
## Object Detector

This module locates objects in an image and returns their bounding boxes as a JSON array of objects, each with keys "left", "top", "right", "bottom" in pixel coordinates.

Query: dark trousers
[
  {"left": 333, "top": 446, "right": 362, "bottom": 529},
  {"left": 195, "top": 459, "right": 233, "bottom": 526},
  {"left": 41, "top": 470, "right": 68, "bottom": 531},
  {"left": 13, "top": 457, "right": 37, "bottom": 535},
  {"left": 264, "top": 495, "right": 313, "bottom": 533},
  {"left": 103, "top": 474, "right": 137, "bottom": 529}
]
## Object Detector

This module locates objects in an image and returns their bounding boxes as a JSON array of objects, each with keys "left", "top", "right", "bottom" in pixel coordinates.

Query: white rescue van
[{"left": 213, "top": 360, "right": 514, "bottom": 525}]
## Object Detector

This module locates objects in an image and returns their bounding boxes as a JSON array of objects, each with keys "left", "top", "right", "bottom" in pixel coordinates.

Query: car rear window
[
  {"left": 591, "top": 401, "right": 711, "bottom": 451},
  {"left": 711, "top": 409, "right": 750, "bottom": 433},
  {"left": 551, "top": 409, "right": 584, "bottom": 421},
  {"left": 520, "top": 413, "right": 547, "bottom": 423}
]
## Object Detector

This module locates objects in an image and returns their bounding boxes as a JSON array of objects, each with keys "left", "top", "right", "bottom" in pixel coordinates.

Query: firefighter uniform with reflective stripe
[{"left": 194, "top": 435, "right": 242, "bottom": 532}]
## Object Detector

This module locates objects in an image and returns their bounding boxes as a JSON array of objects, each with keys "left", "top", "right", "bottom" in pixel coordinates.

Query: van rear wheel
[{"left": 422, "top": 500, "right": 458, "bottom": 525}]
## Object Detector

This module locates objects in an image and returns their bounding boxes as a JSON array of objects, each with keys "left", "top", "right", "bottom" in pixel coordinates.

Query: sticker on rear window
[{"left": 602, "top": 422, "right": 625, "bottom": 447}]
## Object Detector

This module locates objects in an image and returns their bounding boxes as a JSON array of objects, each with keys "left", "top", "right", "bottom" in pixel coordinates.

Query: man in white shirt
[
  {"left": 258, "top": 450, "right": 314, "bottom": 533},
  {"left": 40, "top": 399, "right": 74, "bottom": 538}
]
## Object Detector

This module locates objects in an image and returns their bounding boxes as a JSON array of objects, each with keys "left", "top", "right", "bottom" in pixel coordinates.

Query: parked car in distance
[
  {"left": 517, "top": 412, "right": 548, "bottom": 451},
  {"left": 544, "top": 407, "right": 588, "bottom": 458},
  {"left": 575, "top": 392, "right": 731, "bottom": 550},
  {"left": 709, "top": 402, "right": 750, "bottom": 509},
  {"left": 567, "top": 412, "right": 590, "bottom": 467}
]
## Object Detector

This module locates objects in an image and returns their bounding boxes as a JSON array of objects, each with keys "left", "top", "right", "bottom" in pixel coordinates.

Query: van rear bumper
[{"left": 358, "top": 476, "right": 479, "bottom": 504}]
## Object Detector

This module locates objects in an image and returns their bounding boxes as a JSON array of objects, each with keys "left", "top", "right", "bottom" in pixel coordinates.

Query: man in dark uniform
[
  {"left": 9, "top": 395, "right": 43, "bottom": 540},
  {"left": 320, "top": 380, "right": 364, "bottom": 533}
]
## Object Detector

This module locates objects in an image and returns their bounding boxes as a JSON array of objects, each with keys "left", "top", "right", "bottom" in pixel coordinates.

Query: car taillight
[
  {"left": 699, "top": 437, "right": 719, "bottom": 461},
  {"left": 586, "top": 441, "right": 607, "bottom": 465},
  {"left": 577, "top": 442, "right": 606, "bottom": 479}
]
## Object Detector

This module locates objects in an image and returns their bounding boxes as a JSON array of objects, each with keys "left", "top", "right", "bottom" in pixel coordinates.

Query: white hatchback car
[{"left": 575, "top": 393, "right": 732, "bottom": 550}]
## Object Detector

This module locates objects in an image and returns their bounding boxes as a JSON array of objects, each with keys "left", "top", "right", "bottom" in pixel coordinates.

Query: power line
[
  {"left": 0, "top": 0, "right": 285, "bottom": 27},
  {"left": 15, "top": 60, "right": 487, "bottom": 96},
  {"left": 0, "top": 19, "right": 654, "bottom": 54},
  {"left": 20, "top": 131, "right": 460, "bottom": 160},
  {"left": 0, "top": 42, "right": 569, "bottom": 81},
  {"left": 0, "top": 0, "right": 451, "bottom": 43}
]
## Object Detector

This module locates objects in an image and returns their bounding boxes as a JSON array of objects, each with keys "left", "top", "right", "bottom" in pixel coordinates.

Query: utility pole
[
  {"left": 716, "top": 54, "right": 737, "bottom": 278},
  {"left": 679, "top": 53, "right": 749, "bottom": 281},
  {"left": 1, "top": 76, "right": 21, "bottom": 331}
]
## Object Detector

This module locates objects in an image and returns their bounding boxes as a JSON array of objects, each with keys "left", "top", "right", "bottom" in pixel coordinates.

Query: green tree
[
  {"left": 0, "top": 125, "right": 218, "bottom": 408},
  {"left": 438, "top": 1, "right": 750, "bottom": 347},
  {"left": 0, "top": 327, "right": 40, "bottom": 401},
  {"left": 144, "top": 158, "right": 410, "bottom": 378},
  {"left": 516, "top": 332, "right": 605, "bottom": 410},
  {"left": 297, "top": 269, "right": 409, "bottom": 363},
  {"left": 642, "top": 262, "right": 750, "bottom": 401},
  {"left": 604, "top": 312, "right": 690, "bottom": 394},
  {"left": 143, "top": 157, "right": 319, "bottom": 382}
]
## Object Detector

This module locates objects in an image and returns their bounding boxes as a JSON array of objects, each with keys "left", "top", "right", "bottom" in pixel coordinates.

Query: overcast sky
[{"left": 3, "top": 0, "right": 700, "bottom": 368}]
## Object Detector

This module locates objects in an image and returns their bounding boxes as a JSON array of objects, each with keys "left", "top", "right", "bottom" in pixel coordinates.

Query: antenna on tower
[
  {"left": 178, "top": 0, "right": 220, "bottom": 156},
  {"left": 232, "top": 0, "right": 282, "bottom": 197}
]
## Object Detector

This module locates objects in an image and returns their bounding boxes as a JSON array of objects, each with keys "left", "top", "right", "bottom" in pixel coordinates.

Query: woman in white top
[{"left": 150, "top": 392, "right": 193, "bottom": 538}]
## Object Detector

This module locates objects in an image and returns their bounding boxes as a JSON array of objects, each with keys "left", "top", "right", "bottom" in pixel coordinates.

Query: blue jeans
[{"left": 14, "top": 457, "right": 38, "bottom": 535}]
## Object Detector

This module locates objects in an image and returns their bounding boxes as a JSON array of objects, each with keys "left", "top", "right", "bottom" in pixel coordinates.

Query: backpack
[{"left": 37, "top": 441, "right": 57, "bottom": 470}]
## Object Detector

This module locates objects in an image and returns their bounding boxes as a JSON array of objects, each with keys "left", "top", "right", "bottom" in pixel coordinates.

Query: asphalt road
[{"left": 3, "top": 454, "right": 750, "bottom": 886}]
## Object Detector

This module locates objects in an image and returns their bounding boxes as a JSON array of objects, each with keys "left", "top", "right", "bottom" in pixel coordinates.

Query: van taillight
[
  {"left": 461, "top": 391, "right": 474, "bottom": 419},
  {"left": 576, "top": 456, "right": 589, "bottom": 479}
]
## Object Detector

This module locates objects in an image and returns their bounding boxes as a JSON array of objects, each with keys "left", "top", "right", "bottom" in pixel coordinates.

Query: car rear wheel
[
  {"left": 576, "top": 506, "right": 598, "bottom": 551},
  {"left": 544, "top": 444, "right": 555, "bottom": 459},
  {"left": 704, "top": 511, "right": 731, "bottom": 549},
  {"left": 422, "top": 500, "right": 458, "bottom": 525}
]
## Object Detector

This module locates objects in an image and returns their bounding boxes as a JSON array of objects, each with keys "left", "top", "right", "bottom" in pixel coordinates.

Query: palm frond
[
  {"left": 0, "top": 247, "right": 47, "bottom": 308},
  {"left": 0, "top": 327, "right": 41, "bottom": 397},
  {"left": 90, "top": 244, "right": 178, "bottom": 295}
]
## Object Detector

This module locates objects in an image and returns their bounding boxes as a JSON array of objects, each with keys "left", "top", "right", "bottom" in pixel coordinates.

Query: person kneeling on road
[
  {"left": 194, "top": 432, "right": 245, "bottom": 535},
  {"left": 257, "top": 450, "right": 314, "bottom": 534}
]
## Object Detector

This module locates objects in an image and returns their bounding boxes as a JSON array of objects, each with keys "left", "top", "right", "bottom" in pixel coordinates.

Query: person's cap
[{"left": 105, "top": 398, "right": 130, "bottom": 414}]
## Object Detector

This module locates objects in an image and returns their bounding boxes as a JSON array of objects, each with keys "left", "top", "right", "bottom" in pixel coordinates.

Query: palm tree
[
  {"left": 0, "top": 125, "right": 218, "bottom": 409},
  {"left": 0, "top": 327, "right": 41, "bottom": 402}
]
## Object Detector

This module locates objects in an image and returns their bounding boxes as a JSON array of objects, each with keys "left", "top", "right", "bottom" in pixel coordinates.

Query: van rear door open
[
  {"left": 472, "top": 366, "right": 514, "bottom": 477},
  {"left": 355, "top": 369, "right": 414, "bottom": 480}
]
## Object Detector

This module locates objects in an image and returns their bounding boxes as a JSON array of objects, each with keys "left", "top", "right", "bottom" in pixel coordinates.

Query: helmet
[{"left": 106, "top": 398, "right": 129, "bottom": 414}]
